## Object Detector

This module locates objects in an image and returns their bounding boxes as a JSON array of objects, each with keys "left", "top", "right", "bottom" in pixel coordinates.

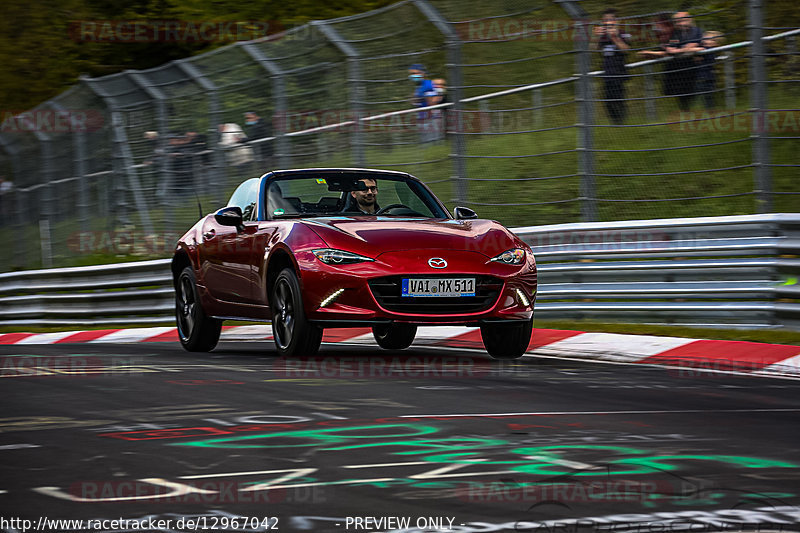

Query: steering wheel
[{"left": 375, "top": 203, "right": 412, "bottom": 215}]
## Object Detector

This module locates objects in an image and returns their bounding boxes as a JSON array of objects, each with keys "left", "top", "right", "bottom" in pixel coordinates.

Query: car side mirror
[
  {"left": 214, "top": 206, "right": 244, "bottom": 231},
  {"left": 453, "top": 206, "right": 478, "bottom": 220}
]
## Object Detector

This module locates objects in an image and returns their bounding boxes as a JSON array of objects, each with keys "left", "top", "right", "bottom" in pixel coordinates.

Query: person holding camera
[{"left": 594, "top": 8, "right": 632, "bottom": 124}]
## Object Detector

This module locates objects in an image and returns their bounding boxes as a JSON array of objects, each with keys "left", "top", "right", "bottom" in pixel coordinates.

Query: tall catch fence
[{"left": 0, "top": 0, "right": 797, "bottom": 271}]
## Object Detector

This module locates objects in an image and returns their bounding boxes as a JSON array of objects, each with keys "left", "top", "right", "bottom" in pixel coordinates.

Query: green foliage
[{"left": 0, "top": 0, "right": 398, "bottom": 111}]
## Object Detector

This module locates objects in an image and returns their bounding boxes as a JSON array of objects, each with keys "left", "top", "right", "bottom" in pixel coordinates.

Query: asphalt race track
[{"left": 2, "top": 335, "right": 800, "bottom": 533}]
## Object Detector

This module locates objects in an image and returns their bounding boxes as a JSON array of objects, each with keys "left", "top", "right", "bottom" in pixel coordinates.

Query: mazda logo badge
[{"left": 428, "top": 257, "right": 447, "bottom": 268}]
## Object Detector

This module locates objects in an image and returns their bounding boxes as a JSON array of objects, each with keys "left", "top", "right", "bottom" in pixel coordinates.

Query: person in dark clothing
[
  {"left": 594, "top": 8, "right": 631, "bottom": 124},
  {"left": 637, "top": 13, "right": 676, "bottom": 97},
  {"left": 243, "top": 111, "right": 273, "bottom": 165},
  {"left": 697, "top": 31, "right": 723, "bottom": 109},
  {"left": 665, "top": 11, "right": 704, "bottom": 111},
  {"left": 168, "top": 133, "right": 193, "bottom": 194},
  {"left": 343, "top": 178, "right": 380, "bottom": 214}
]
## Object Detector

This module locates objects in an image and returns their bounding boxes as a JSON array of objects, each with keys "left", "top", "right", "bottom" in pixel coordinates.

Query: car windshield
[{"left": 266, "top": 173, "right": 449, "bottom": 219}]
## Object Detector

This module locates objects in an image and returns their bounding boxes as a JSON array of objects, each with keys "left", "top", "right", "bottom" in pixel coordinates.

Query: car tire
[
  {"left": 271, "top": 268, "right": 323, "bottom": 357},
  {"left": 480, "top": 319, "right": 533, "bottom": 360},
  {"left": 372, "top": 323, "right": 417, "bottom": 350},
  {"left": 176, "top": 266, "right": 222, "bottom": 352}
]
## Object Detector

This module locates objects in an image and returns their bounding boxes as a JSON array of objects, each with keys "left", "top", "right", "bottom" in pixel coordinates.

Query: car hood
[{"left": 303, "top": 217, "right": 523, "bottom": 258}]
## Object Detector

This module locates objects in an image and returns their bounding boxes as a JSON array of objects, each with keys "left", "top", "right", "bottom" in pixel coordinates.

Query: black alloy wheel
[
  {"left": 176, "top": 266, "right": 222, "bottom": 352},
  {"left": 271, "top": 268, "right": 323, "bottom": 357}
]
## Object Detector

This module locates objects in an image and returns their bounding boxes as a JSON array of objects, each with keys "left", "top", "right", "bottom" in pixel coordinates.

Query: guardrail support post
[{"left": 749, "top": 0, "right": 772, "bottom": 213}]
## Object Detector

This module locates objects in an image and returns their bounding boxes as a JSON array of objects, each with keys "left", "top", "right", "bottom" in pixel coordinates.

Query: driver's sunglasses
[{"left": 363, "top": 186, "right": 378, "bottom": 192}]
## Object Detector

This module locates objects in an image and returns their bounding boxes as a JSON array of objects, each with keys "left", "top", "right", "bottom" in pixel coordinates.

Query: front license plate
[{"left": 401, "top": 278, "right": 476, "bottom": 297}]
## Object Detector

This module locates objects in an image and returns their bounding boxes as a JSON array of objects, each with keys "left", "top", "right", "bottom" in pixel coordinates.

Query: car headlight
[
  {"left": 490, "top": 248, "right": 526, "bottom": 265},
  {"left": 312, "top": 249, "right": 375, "bottom": 265}
]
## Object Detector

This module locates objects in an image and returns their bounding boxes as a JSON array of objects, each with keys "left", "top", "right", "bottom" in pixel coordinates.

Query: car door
[
  {"left": 200, "top": 178, "right": 260, "bottom": 305},
  {"left": 200, "top": 217, "right": 256, "bottom": 305}
]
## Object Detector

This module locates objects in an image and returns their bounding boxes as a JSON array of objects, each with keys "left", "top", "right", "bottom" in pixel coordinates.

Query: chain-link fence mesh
[{"left": 0, "top": 0, "right": 797, "bottom": 271}]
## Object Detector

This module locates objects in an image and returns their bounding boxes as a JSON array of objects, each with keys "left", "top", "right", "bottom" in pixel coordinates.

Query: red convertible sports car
[{"left": 172, "top": 168, "right": 537, "bottom": 359}]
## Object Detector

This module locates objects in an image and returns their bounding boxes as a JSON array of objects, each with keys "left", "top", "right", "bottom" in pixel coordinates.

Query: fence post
[
  {"left": 724, "top": 52, "right": 736, "bottom": 109},
  {"left": 0, "top": 134, "right": 27, "bottom": 268},
  {"left": 749, "top": 0, "right": 771, "bottom": 213},
  {"left": 644, "top": 64, "right": 657, "bottom": 121},
  {"left": 478, "top": 101, "right": 491, "bottom": 133},
  {"left": 15, "top": 190, "right": 27, "bottom": 268},
  {"left": 241, "top": 43, "right": 289, "bottom": 170},
  {"left": 787, "top": 35, "right": 798, "bottom": 78},
  {"left": 175, "top": 59, "right": 223, "bottom": 208},
  {"left": 412, "top": 0, "right": 466, "bottom": 203},
  {"left": 109, "top": 111, "right": 132, "bottom": 229},
  {"left": 126, "top": 71, "right": 172, "bottom": 231},
  {"left": 50, "top": 100, "right": 90, "bottom": 234},
  {"left": 33, "top": 128, "right": 55, "bottom": 267},
  {"left": 533, "top": 88, "right": 543, "bottom": 128},
  {"left": 560, "top": 2, "right": 597, "bottom": 222},
  {"left": 311, "top": 21, "right": 365, "bottom": 167}
]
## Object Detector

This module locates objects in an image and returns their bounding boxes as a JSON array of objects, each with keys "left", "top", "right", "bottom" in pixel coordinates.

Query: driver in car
[{"left": 349, "top": 178, "right": 379, "bottom": 214}]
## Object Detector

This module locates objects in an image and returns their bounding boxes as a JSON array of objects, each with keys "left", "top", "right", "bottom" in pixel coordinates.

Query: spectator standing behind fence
[
  {"left": 243, "top": 111, "right": 273, "bottom": 166},
  {"left": 142, "top": 131, "right": 161, "bottom": 166},
  {"left": 408, "top": 64, "right": 438, "bottom": 142},
  {"left": 637, "top": 12, "right": 675, "bottom": 96},
  {"left": 168, "top": 133, "right": 193, "bottom": 194},
  {"left": 594, "top": 8, "right": 631, "bottom": 124},
  {"left": 697, "top": 31, "right": 723, "bottom": 109},
  {"left": 431, "top": 78, "right": 448, "bottom": 139},
  {"left": 665, "top": 11, "right": 704, "bottom": 111},
  {"left": 218, "top": 123, "right": 254, "bottom": 170}
]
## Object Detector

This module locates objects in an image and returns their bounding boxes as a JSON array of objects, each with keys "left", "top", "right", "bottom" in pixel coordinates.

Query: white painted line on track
[
  {"left": 15, "top": 331, "right": 85, "bottom": 344},
  {"left": 89, "top": 327, "right": 174, "bottom": 343},
  {"left": 762, "top": 353, "right": 800, "bottom": 376},
  {"left": 534, "top": 332, "right": 696, "bottom": 361},
  {"left": 344, "top": 462, "right": 428, "bottom": 468},
  {"left": 413, "top": 326, "right": 480, "bottom": 344},
  {"left": 220, "top": 325, "right": 273, "bottom": 341}
]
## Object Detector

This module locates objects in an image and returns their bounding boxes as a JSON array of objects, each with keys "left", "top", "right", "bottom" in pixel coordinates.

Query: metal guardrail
[{"left": 1, "top": 215, "right": 799, "bottom": 329}]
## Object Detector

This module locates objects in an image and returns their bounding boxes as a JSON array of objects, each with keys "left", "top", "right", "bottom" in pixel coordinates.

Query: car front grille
[{"left": 368, "top": 275, "right": 503, "bottom": 315}]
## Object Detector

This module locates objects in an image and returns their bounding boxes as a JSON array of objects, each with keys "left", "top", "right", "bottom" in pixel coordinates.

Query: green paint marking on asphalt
[
  {"left": 1, "top": 353, "right": 156, "bottom": 358},
  {"left": 782, "top": 277, "right": 798, "bottom": 285}
]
